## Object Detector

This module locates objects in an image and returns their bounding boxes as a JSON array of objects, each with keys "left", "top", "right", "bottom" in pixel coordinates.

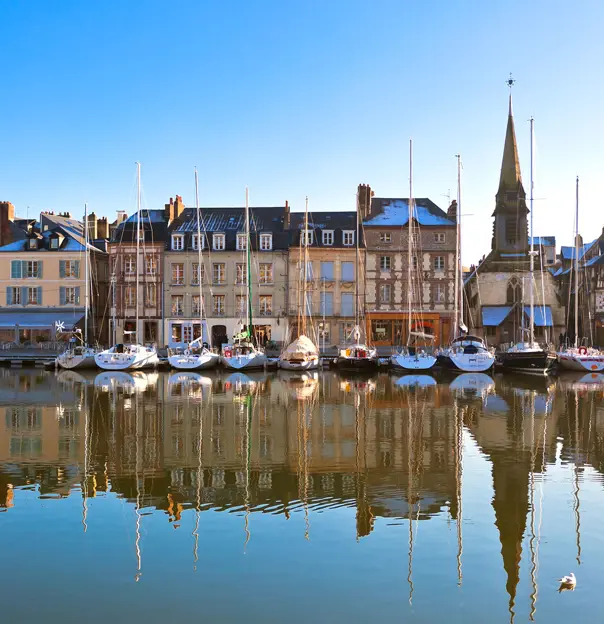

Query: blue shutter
[
  {"left": 21, "top": 260, "right": 27, "bottom": 278},
  {"left": 37, "top": 287, "right": 42, "bottom": 305},
  {"left": 74, "top": 261, "right": 80, "bottom": 278},
  {"left": 60, "top": 287, "right": 66, "bottom": 305},
  {"left": 75, "top": 287, "right": 80, "bottom": 305},
  {"left": 6, "top": 287, "right": 12, "bottom": 305},
  {"left": 11, "top": 260, "right": 22, "bottom": 279},
  {"left": 37, "top": 262, "right": 43, "bottom": 279},
  {"left": 21, "top": 287, "right": 28, "bottom": 306},
  {"left": 59, "top": 261, "right": 65, "bottom": 278}
]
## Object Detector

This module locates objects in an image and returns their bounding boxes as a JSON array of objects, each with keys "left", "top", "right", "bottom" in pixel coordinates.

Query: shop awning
[
  {"left": 481, "top": 306, "right": 513, "bottom": 326},
  {"left": 524, "top": 306, "right": 553, "bottom": 327},
  {"left": 0, "top": 310, "right": 85, "bottom": 329}
]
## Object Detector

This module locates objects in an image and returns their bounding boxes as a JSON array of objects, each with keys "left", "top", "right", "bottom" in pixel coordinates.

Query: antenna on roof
[{"left": 506, "top": 73, "right": 515, "bottom": 90}]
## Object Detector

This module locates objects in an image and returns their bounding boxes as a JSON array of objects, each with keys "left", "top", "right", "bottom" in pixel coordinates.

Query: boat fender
[
  {"left": 578, "top": 346, "right": 588, "bottom": 355},
  {"left": 184, "top": 349, "right": 191, "bottom": 356},
  {"left": 224, "top": 348, "right": 232, "bottom": 358}
]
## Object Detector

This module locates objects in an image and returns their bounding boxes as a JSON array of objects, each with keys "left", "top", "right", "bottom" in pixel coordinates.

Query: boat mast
[
  {"left": 194, "top": 168, "right": 206, "bottom": 344},
  {"left": 529, "top": 118, "right": 535, "bottom": 345},
  {"left": 135, "top": 162, "right": 141, "bottom": 345},
  {"left": 407, "top": 139, "right": 413, "bottom": 346},
  {"left": 302, "top": 196, "right": 309, "bottom": 336},
  {"left": 574, "top": 176, "right": 580, "bottom": 348},
  {"left": 245, "top": 187, "right": 253, "bottom": 341},
  {"left": 454, "top": 155, "right": 462, "bottom": 334},
  {"left": 84, "top": 202, "right": 89, "bottom": 345},
  {"left": 355, "top": 192, "right": 360, "bottom": 334}
]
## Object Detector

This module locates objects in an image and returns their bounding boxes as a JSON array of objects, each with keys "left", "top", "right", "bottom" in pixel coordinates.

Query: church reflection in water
[{"left": 0, "top": 367, "right": 603, "bottom": 613}]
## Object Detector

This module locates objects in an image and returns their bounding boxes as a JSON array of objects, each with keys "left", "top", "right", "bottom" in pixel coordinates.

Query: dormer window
[
  {"left": 192, "top": 234, "right": 204, "bottom": 250},
  {"left": 322, "top": 230, "right": 334, "bottom": 246},
  {"left": 343, "top": 230, "right": 355, "bottom": 246},
  {"left": 138, "top": 228, "right": 145, "bottom": 243},
  {"left": 237, "top": 233, "right": 247, "bottom": 251},
  {"left": 380, "top": 232, "right": 392, "bottom": 244},
  {"left": 50, "top": 238, "right": 59, "bottom": 250},
  {"left": 28, "top": 239, "right": 38, "bottom": 250},
  {"left": 213, "top": 233, "right": 225, "bottom": 251},
  {"left": 171, "top": 234, "right": 184, "bottom": 251},
  {"left": 260, "top": 233, "right": 272, "bottom": 251},
  {"left": 300, "top": 230, "right": 313, "bottom": 246}
]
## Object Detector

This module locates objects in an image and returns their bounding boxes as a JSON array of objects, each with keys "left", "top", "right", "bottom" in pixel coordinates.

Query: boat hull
[
  {"left": 221, "top": 353, "right": 267, "bottom": 370},
  {"left": 168, "top": 352, "right": 220, "bottom": 370},
  {"left": 278, "top": 357, "right": 320, "bottom": 371},
  {"left": 95, "top": 348, "right": 159, "bottom": 371},
  {"left": 447, "top": 351, "right": 495, "bottom": 373},
  {"left": 336, "top": 357, "right": 379, "bottom": 372},
  {"left": 56, "top": 353, "right": 97, "bottom": 370},
  {"left": 391, "top": 353, "right": 436, "bottom": 371},
  {"left": 557, "top": 353, "right": 604, "bottom": 372},
  {"left": 498, "top": 351, "right": 556, "bottom": 374}
]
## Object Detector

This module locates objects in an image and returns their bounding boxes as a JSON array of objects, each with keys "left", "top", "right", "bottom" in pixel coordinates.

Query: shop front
[{"left": 365, "top": 312, "right": 449, "bottom": 347}]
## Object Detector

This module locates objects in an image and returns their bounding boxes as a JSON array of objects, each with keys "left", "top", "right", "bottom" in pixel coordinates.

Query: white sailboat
[
  {"left": 95, "top": 163, "right": 159, "bottom": 371},
  {"left": 279, "top": 197, "right": 320, "bottom": 371},
  {"left": 56, "top": 202, "right": 99, "bottom": 370},
  {"left": 169, "top": 168, "right": 219, "bottom": 371},
  {"left": 222, "top": 188, "right": 268, "bottom": 371},
  {"left": 391, "top": 139, "right": 436, "bottom": 371},
  {"left": 557, "top": 176, "right": 604, "bottom": 372}
]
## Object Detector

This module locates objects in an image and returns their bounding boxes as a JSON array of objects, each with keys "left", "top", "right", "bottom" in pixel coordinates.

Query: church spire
[{"left": 498, "top": 78, "right": 523, "bottom": 192}]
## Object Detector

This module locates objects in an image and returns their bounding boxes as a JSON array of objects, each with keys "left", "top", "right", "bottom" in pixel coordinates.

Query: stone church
[{"left": 464, "top": 96, "right": 565, "bottom": 347}]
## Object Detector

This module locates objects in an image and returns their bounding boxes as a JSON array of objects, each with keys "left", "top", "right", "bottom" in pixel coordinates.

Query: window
[
  {"left": 380, "top": 232, "right": 392, "bottom": 244},
  {"left": 318, "top": 321, "right": 330, "bottom": 344},
  {"left": 183, "top": 325, "right": 193, "bottom": 343},
  {"left": 59, "top": 260, "right": 79, "bottom": 278},
  {"left": 340, "top": 321, "right": 355, "bottom": 343},
  {"left": 434, "top": 256, "right": 445, "bottom": 271},
  {"left": 7, "top": 287, "right": 21, "bottom": 305},
  {"left": 322, "top": 230, "right": 334, "bottom": 245},
  {"left": 213, "top": 263, "right": 226, "bottom": 285},
  {"left": 191, "top": 262, "right": 205, "bottom": 285},
  {"left": 27, "top": 287, "right": 40, "bottom": 305},
  {"left": 321, "top": 261, "right": 334, "bottom": 280},
  {"left": 145, "top": 255, "right": 157, "bottom": 275},
  {"left": 26, "top": 261, "right": 41, "bottom": 278},
  {"left": 171, "top": 323, "right": 182, "bottom": 344},
  {"left": 379, "top": 284, "right": 392, "bottom": 303},
  {"left": 320, "top": 292, "right": 334, "bottom": 315},
  {"left": 485, "top": 326, "right": 497, "bottom": 337},
  {"left": 236, "top": 294, "right": 247, "bottom": 316},
  {"left": 213, "top": 295, "right": 225, "bottom": 315},
  {"left": 260, "top": 233, "right": 272, "bottom": 251},
  {"left": 259, "top": 295, "right": 273, "bottom": 316},
  {"left": 434, "top": 232, "right": 446, "bottom": 243},
  {"left": 236, "top": 233, "right": 247, "bottom": 251},
  {"left": 305, "top": 261, "right": 313, "bottom": 280},
  {"left": 303, "top": 291, "right": 313, "bottom": 315},
  {"left": 64, "top": 287, "right": 78, "bottom": 305},
  {"left": 29, "top": 238, "right": 38, "bottom": 250},
  {"left": 259, "top": 263, "right": 273, "bottom": 284},
  {"left": 301, "top": 230, "right": 313, "bottom": 246},
  {"left": 341, "top": 293, "right": 354, "bottom": 316},
  {"left": 50, "top": 238, "right": 59, "bottom": 250},
  {"left": 143, "top": 284, "right": 155, "bottom": 307},
  {"left": 505, "top": 218, "right": 517, "bottom": 246},
  {"left": 124, "top": 255, "right": 135, "bottom": 275},
  {"left": 172, "top": 263, "right": 185, "bottom": 285},
  {"left": 506, "top": 277, "right": 521, "bottom": 304},
  {"left": 125, "top": 285, "right": 136, "bottom": 307},
  {"left": 343, "top": 230, "right": 355, "bottom": 246},
  {"left": 138, "top": 227, "right": 145, "bottom": 243},
  {"left": 172, "top": 234, "right": 184, "bottom": 251},
  {"left": 235, "top": 262, "right": 247, "bottom": 285},
  {"left": 341, "top": 261, "right": 354, "bottom": 281},
  {"left": 372, "top": 320, "right": 392, "bottom": 342},
  {"left": 433, "top": 283, "right": 445, "bottom": 303},
  {"left": 171, "top": 295, "right": 184, "bottom": 317},
  {"left": 380, "top": 256, "right": 391, "bottom": 271},
  {"left": 192, "top": 295, "right": 202, "bottom": 316},
  {"left": 412, "top": 256, "right": 419, "bottom": 270},
  {"left": 213, "top": 233, "right": 225, "bottom": 250}
]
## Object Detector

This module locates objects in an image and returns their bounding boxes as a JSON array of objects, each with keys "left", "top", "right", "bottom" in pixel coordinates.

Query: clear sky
[{"left": 1, "top": 0, "right": 603, "bottom": 262}]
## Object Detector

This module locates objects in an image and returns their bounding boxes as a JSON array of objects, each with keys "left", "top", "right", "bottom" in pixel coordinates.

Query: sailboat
[
  {"left": 499, "top": 118, "right": 555, "bottom": 374},
  {"left": 169, "top": 169, "right": 219, "bottom": 371},
  {"left": 391, "top": 140, "right": 436, "bottom": 371},
  {"left": 221, "top": 188, "right": 268, "bottom": 371},
  {"left": 439, "top": 155, "right": 495, "bottom": 373},
  {"left": 279, "top": 197, "right": 320, "bottom": 371},
  {"left": 57, "top": 202, "right": 99, "bottom": 370},
  {"left": 557, "top": 177, "right": 604, "bottom": 372},
  {"left": 336, "top": 193, "right": 378, "bottom": 371},
  {"left": 95, "top": 163, "right": 159, "bottom": 371}
]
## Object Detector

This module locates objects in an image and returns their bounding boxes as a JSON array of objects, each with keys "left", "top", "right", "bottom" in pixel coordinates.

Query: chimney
[
  {"left": 116, "top": 210, "right": 127, "bottom": 224},
  {"left": 86, "top": 211, "right": 98, "bottom": 240},
  {"left": 284, "top": 200, "right": 290, "bottom": 228},
  {"left": 174, "top": 195, "right": 185, "bottom": 219},
  {"left": 357, "top": 184, "right": 373, "bottom": 220},
  {"left": 97, "top": 217, "right": 109, "bottom": 239},
  {"left": 164, "top": 197, "right": 174, "bottom": 222},
  {"left": 447, "top": 200, "right": 458, "bottom": 222},
  {"left": 0, "top": 201, "right": 16, "bottom": 247}
]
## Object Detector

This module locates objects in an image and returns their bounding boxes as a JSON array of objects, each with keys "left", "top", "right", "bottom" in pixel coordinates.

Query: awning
[
  {"left": 524, "top": 306, "right": 553, "bottom": 327},
  {"left": 0, "top": 310, "right": 85, "bottom": 329},
  {"left": 481, "top": 306, "right": 513, "bottom": 326}
]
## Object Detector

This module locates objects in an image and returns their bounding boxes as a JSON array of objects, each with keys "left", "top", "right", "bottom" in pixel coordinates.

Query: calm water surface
[{"left": 1, "top": 368, "right": 604, "bottom": 623}]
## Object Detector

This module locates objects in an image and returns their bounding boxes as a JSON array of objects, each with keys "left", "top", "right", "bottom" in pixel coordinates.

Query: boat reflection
[
  {"left": 94, "top": 371, "right": 158, "bottom": 394},
  {"left": 393, "top": 374, "right": 437, "bottom": 388}
]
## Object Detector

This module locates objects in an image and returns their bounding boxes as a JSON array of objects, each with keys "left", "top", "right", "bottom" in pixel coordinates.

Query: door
[{"left": 212, "top": 325, "right": 227, "bottom": 349}]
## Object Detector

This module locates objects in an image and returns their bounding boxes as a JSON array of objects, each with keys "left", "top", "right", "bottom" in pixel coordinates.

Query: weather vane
[{"left": 506, "top": 73, "right": 515, "bottom": 90}]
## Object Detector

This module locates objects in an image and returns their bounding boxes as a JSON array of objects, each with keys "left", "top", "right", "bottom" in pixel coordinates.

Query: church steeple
[{"left": 498, "top": 94, "right": 524, "bottom": 194}]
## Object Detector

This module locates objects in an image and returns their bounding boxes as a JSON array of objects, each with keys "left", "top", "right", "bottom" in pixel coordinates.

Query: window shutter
[
  {"left": 75, "top": 261, "right": 80, "bottom": 278},
  {"left": 21, "top": 287, "right": 28, "bottom": 305},
  {"left": 11, "top": 260, "right": 22, "bottom": 279},
  {"left": 21, "top": 260, "right": 27, "bottom": 278},
  {"left": 37, "top": 262, "right": 43, "bottom": 279},
  {"left": 75, "top": 287, "right": 80, "bottom": 305},
  {"left": 6, "top": 287, "right": 12, "bottom": 305},
  {"left": 37, "top": 287, "right": 42, "bottom": 305},
  {"left": 60, "top": 287, "right": 66, "bottom": 306},
  {"left": 59, "top": 261, "right": 65, "bottom": 278}
]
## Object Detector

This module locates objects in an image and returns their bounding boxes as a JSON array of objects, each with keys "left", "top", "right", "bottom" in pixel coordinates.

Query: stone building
[
  {"left": 358, "top": 184, "right": 457, "bottom": 347},
  {"left": 164, "top": 203, "right": 290, "bottom": 349},
  {"left": 464, "top": 96, "right": 565, "bottom": 346},
  {"left": 287, "top": 211, "right": 363, "bottom": 348}
]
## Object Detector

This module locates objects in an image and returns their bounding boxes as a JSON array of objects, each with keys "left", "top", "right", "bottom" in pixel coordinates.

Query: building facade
[
  {"left": 164, "top": 203, "right": 290, "bottom": 349},
  {"left": 359, "top": 184, "right": 457, "bottom": 347},
  {"left": 287, "top": 211, "right": 364, "bottom": 349}
]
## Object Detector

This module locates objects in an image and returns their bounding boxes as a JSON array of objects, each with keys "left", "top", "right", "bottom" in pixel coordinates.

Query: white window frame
[
  {"left": 145, "top": 283, "right": 157, "bottom": 307},
  {"left": 9, "top": 287, "right": 21, "bottom": 305},
  {"left": 64, "top": 260, "right": 78, "bottom": 278},
  {"left": 27, "top": 287, "right": 39, "bottom": 305},
  {"left": 259, "top": 295, "right": 273, "bottom": 316},
  {"left": 172, "top": 234, "right": 184, "bottom": 251},
  {"left": 192, "top": 233, "right": 205, "bottom": 250},
  {"left": 301, "top": 230, "right": 313, "bottom": 246},
  {"left": 171, "top": 295, "right": 184, "bottom": 317},
  {"left": 50, "top": 238, "right": 59, "bottom": 250},
  {"left": 213, "top": 294, "right": 225, "bottom": 316},
  {"left": 379, "top": 284, "right": 392, "bottom": 303},
  {"left": 259, "top": 263, "right": 273, "bottom": 284},
  {"left": 213, "top": 263, "right": 226, "bottom": 285},
  {"left": 434, "top": 283, "right": 445, "bottom": 303},
  {"left": 380, "top": 232, "right": 392, "bottom": 244},
  {"left": 192, "top": 295, "right": 202, "bottom": 316},
  {"left": 124, "top": 255, "right": 136, "bottom": 275},
  {"left": 236, "top": 233, "right": 247, "bottom": 251},
  {"left": 342, "top": 230, "right": 355, "bottom": 246},
  {"left": 137, "top": 228, "right": 145, "bottom": 243},
  {"left": 434, "top": 256, "right": 445, "bottom": 271},
  {"left": 65, "top": 287, "right": 77, "bottom": 305},
  {"left": 172, "top": 263, "right": 185, "bottom": 285},
  {"left": 235, "top": 262, "right": 248, "bottom": 285},
  {"left": 322, "top": 230, "right": 334, "bottom": 245},
  {"left": 260, "top": 233, "right": 272, "bottom": 251},
  {"left": 191, "top": 262, "right": 204, "bottom": 285},
  {"left": 380, "top": 256, "right": 391, "bottom": 271},
  {"left": 213, "top": 233, "right": 225, "bottom": 251},
  {"left": 125, "top": 285, "right": 136, "bottom": 307},
  {"left": 145, "top": 254, "right": 157, "bottom": 275},
  {"left": 26, "top": 261, "right": 40, "bottom": 279},
  {"left": 28, "top": 239, "right": 37, "bottom": 250},
  {"left": 236, "top": 294, "right": 247, "bottom": 316},
  {"left": 434, "top": 232, "right": 446, "bottom": 243}
]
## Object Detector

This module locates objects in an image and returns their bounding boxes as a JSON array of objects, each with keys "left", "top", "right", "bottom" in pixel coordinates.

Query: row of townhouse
[{"left": 0, "top": 187, "right": 459, "bottom": 349}]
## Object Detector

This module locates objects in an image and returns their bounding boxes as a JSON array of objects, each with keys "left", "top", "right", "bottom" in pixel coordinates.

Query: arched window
[{"left": 506, "top": 276, "right": 521, "bottom": 304}]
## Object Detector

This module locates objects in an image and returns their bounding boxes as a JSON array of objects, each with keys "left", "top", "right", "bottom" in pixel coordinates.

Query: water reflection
[{"left": 1, "top": 368, "right": 604, "bottom": 621}]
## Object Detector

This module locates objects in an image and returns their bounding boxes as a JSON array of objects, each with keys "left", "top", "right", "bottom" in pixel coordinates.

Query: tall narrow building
[{"left": 464, "top": 94, "right": 564, "bottom": 346}]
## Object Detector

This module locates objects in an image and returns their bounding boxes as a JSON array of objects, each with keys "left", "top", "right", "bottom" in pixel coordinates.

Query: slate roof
[
  {"left": 560, "top": 239, "right": 597, "bottom": 260},
  {"left": 112, "top": 209, "right": 169, "bottom": 244},
  {"left": 289, "top": 211, "right": 363, "bottom": 247},
  {"left": 0, "top": 223, "right": 103, "bottom": 253},
  {"left": 364, "top": 198, "right": 454, "bottom": 227}
]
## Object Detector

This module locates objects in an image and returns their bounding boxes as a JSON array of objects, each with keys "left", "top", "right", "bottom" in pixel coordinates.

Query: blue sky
[{"left": 1, "top": 0, "right": 603, "bottom": 261}]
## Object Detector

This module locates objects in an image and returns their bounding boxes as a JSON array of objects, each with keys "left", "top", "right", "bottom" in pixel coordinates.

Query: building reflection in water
[{"left": 1, "top": 367, "right": 603, "bottom": 615}]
